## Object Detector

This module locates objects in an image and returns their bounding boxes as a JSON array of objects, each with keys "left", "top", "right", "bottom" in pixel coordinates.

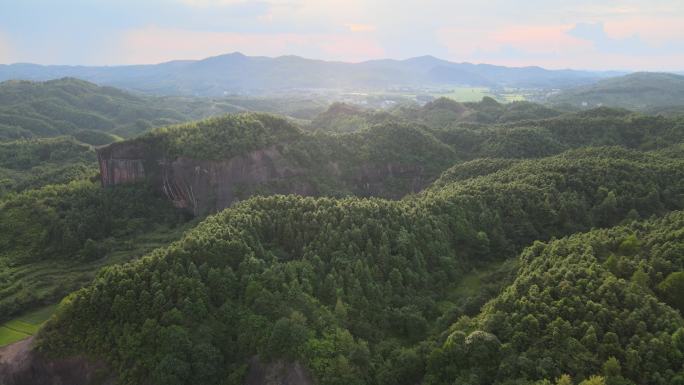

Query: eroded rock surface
[
  {"left": 0, "top": 337, "right": 113, "bottom": 385},
  {"left": 97, "top": 141, "right": 432, "bottom": 215},
  {"left": 244, "top": 356, "right": 314, "bottom": 385}
]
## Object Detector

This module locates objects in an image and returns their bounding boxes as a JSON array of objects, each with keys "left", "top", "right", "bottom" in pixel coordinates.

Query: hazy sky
[{"left": 1, "top": 0, "right": 683, "bottom": 70}]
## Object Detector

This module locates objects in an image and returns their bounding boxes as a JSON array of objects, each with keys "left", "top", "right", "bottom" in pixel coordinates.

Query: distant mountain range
[{"left": 0, "top": 52, "right": 623, "bottom": 97}]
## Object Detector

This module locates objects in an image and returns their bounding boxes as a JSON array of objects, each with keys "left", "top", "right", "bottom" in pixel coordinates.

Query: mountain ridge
[
  {"left": 0, "top": 52, "right": 625, "bottom": 97},
  {"left": 550, "top": 72, "right": 684, "bottom": 111}
]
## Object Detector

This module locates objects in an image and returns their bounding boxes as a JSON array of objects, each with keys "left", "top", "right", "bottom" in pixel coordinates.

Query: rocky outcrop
[
  {"left": 97, "top": 140, "right": 148, "bottom": 186},
  {"left": 157, "top": 146, "right": 316, "bottom": 215},
  {"left": 244, "top": 356, "right": 314, "bottom": 385},
  {"left": 97, "top": 141, "right": 317, "bottom": 215},
  {"left": 0, "top": 341, "right": 311, "bottom": 385},
  {"left": 0, "top": 337, "right": 114, "bottom": 385}
]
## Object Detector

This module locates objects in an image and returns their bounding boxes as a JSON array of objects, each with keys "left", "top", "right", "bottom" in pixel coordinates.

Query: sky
[{"left": 0, "top": 0, "right": 683, "bottom": 71}]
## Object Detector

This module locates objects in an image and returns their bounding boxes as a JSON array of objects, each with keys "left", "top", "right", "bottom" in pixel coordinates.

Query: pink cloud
[
  {"left": 117, "top": 26, "right": 384, "bottom": 64},
  {"left": 491, "top": 25, "right": 592, "bottom": 53},
  {"left": 0, "top": 33, "right": 13, "bottom": 63},
  {"left": 437, "top": 22, "right": 684, "bottom": 70},
  {"left": 438, "top": 24, "right": 592, "bottom": 57}
]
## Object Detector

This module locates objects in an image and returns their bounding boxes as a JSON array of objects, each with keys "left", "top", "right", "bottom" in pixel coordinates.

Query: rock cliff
[
  {"left": 0, "top": 339, "right": 309, "bottom": 385},
  {"left": 0, "top": 337, "right": 114, "bottom": 385},
  {"left": 97, "top": 140, "right": 435, "bottom": 215}
]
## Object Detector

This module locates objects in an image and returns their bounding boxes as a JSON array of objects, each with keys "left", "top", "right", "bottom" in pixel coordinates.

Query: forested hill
[
  {"left": 97, "top": 106, "right": 684, "bottom": 214},
  {"left": 428, "top": 210, "right": 684, "bottom": 384},
  {"left": 2, "top": 99, "right": 684, "bottom": 385},
  {"left": 309, "top": 98, "right": 563, "bottom": 133},
  {"left": 0, "top": 77, "right": 249, "bottom": 143},
  {"left": 0, "top": 78, "right": 329, "bottom": 145},
  {"left": 5, "top": 103, "right": 680, "bottom": 327},
  {"left": 34, "top": 145, "right": 684, "bottom": 385},
  {"left": 549, "top": 72, "right": 684, "bottom": 112},
  {"left": 0, "top": 137, "right": 96, "bottom": 196}
]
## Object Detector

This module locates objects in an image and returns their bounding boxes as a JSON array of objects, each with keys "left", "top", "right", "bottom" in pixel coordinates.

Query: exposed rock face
[
  {"left": 159, "top": 146, "right": 315, "bottom": 215},
  {"left": 244, "top": 356, "right": 314, "bottom": 385},
  {"left": 0, "top": 341, "right": 311, "bottom": 385},
  {"left": 97, "top": 141, "right": 433, "bottom": 215},
  {"left": 0, "top": 337, "right": 114, "bottom": 385},
  {"left": 97, "top": 140, "right": 147, "bottom": 186}
]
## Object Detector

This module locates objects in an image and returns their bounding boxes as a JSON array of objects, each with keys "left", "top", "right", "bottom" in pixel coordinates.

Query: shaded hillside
[
  {"left": 0, "top": 53, "right": 617, "bottom": 96},
  {"left": 35, "top": 146, "right": 684, "bottom": 385},
  {"left": 395, "top": 97, "right": 562, "bottom": 126},
  {"left": 309, "top": 98, "right": 563, "bottom": 133},
  {"left": 0, "top": 179, "right": 189, "bottom": 319},
  {"left": 308, "top": 103, "right": 396, "bottom": 133},
  {"left": 0, "top": 78, "right": 180, "bottom": 141},
  {"left": 549, "top": 72, "right": 684, "bottom": 111},
  {"left": 0, "top": 78, "right": 329, "bottom": 143}
]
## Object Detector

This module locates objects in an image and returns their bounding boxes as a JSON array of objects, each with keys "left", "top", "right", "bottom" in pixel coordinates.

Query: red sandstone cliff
[{"left": 97, "top": 141, "right": 432, "bottom": 215}]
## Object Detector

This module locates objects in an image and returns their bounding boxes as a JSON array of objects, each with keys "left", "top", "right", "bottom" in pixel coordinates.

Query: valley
[{"left": 0, "top": 42, "right": 683, "bottom": 385}]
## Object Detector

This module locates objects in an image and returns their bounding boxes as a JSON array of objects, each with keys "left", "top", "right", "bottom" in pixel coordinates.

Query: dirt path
[{"left": 0, "top": 336, "right": 33, "bottom": 367}]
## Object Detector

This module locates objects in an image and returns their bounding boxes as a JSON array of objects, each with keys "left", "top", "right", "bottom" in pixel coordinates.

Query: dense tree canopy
[
  {"left": 427, "top": 211, "right": 684, "bottom": 384},
  {"left": 37, "top": 146, "right": 684, "bottom": 385},
  {"left": 2, "top": 98, "right": 684, "bottom": 385},
  {"left": 0, "top": 137, "right": 97, "bottom": 197}
]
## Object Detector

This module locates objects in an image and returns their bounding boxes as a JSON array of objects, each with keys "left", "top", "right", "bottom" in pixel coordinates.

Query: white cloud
[{"left": 345, "top": 23, "right": 376, "bottom": 33}]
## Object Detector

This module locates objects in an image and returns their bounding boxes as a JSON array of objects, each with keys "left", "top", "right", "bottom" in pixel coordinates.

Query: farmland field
[
  {"left": 0, "top": 304, "right": 55, "bottom": 346},
  {"left": 431, "top": 87, "right": 528, "bottom": 103},
  {"left": 432, "top": 87, "right": 493, "bottom": 102}
]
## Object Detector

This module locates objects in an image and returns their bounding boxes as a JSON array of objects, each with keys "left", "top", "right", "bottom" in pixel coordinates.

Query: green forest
[
  {"left": 1, "top": 79, "right": 683, "bottom": 385},
  {"left": 0, "top": 77, "right": 330, "bottom": 143}
]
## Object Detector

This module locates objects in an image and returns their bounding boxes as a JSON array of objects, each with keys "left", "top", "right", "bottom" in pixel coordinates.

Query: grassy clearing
[
  {"left": 4, "top": 320, "right": 39, "bottom": 334},
  {"left": 0, "top": 326, "right": 29, "bottom": 346},
  {"left": 433, "top": 88, "right": 493, "bottom": 102},
  {"left": 432, "top": 88, "right": 528, "bottom": 103},
  {"left": 0, "top": 221, "right": 196, "bottom": 348},
  {"left": 0, "top": 304, "right": 56, "bottom": 346},
  {"left": 449, "top": 273, "right": 483, "bottom": 299},
  {"left": 436, "top": 258, "right": 518, "bottom": 315},
  {"left": 500, "top": 93, "right": 526, "bottom": 102}
]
